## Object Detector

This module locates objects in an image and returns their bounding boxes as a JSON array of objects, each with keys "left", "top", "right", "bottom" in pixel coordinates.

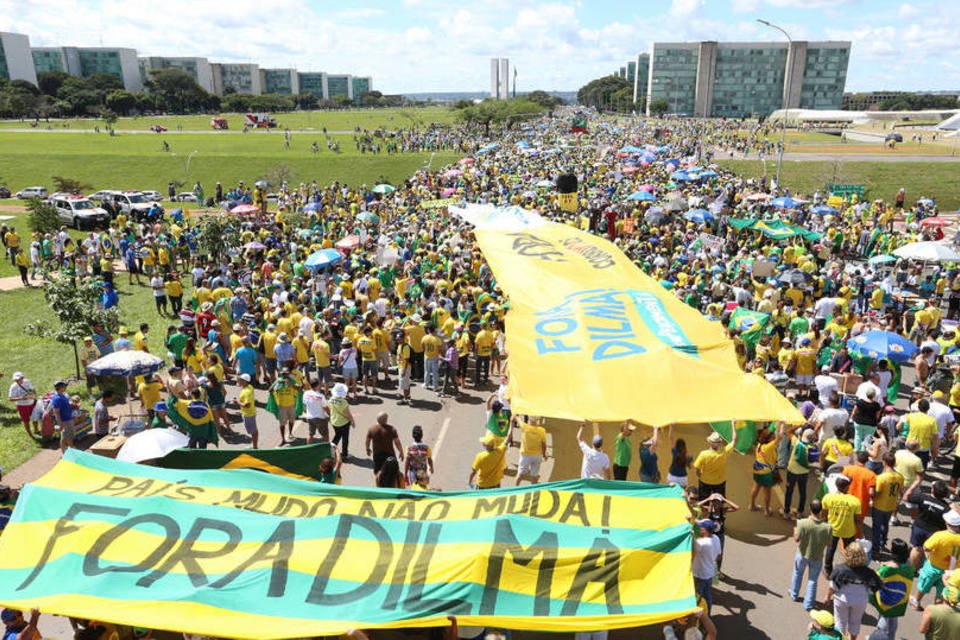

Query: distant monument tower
[{"left": 489, "top": 57, "right": 510, "bottom": 99}]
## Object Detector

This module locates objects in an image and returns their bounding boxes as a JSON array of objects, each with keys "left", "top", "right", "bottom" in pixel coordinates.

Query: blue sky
[{"left": 3, "top": 0, "right": 957, "bottom": 93}]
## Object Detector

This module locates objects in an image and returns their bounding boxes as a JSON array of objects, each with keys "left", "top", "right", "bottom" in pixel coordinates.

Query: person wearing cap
[
  {"left": 693, "top": 428, "right": 738, "bottom": 498},
  {"left": 576, "top": 423, "right": 611, "bottom": 480},
  {"left": 151, "top": 401, "right": 169, "bottom": 429},
  {"left": 692, "top": 518, "right": 722, "bottom": 614},
  {"left": 638, "top": 427, "right": 661, "bottom": 483},
  {"left": 806, "top": 609, "right": 841, "bottom": 639},
  {"left": 469, "top": 432, "right": 508, "bottom": 489},
  {"left": 7, "top": 372, "right": 39, "bottom": 438},
  {"left": 910, "top": 502, "right": 960, "bottom": 610},
  {"left": 50, "top": 380, "right": 74, "bottom": 453},
  {"left": 237, "top": 374, "right": 258, "bottom": 448},
  {"left": 822, "top": 475, "right": 862, "bottom": 576},
  {"left": 826, "top": 541, "right": 881, "bottom": 640},
  {"left": 328, "top": 383, "right": 355, "bottom": 459},
  {"left": 790, "top": 499, "right": 833, "bottom": 611},
  {"left": 1, "top": 607, "right": 41, "bottom": 640},
  {"left": 918, "top": 567, "right": 960, "bottom": 638},
  {"left": 79, "top": 336, "right": 102, "bottom": 390},
  {"left": 273, "top": 332, "right": 295, "bottom": 371}
]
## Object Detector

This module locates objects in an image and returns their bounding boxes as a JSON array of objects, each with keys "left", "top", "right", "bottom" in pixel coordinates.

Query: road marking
[{"left": 433, "top": 416, "right": 452, "bottom": 458}]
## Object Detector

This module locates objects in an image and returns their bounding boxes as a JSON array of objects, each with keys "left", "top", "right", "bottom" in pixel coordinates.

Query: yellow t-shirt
[
  {"left": 693, "top": 443, "right": 734, "bottom": 485},
  {"left": 822, "top": 492, "right": 861, "bottom": 539},
  {"left": 357, "top": 336, "right": 377, "bottom": 362},
  {"left": 905, "top": 413, "right": 938, "bottom": 450},
  {"left": 311, "top": 339, "right": 331, "bottom": 368},
  {"left": 405, "top": 323, "right": 425, "bottom": 352},
  {"left": 873, "top": 471, "right": 904, "bottom": 513},
  {"left": 520, "top": 421, "right": 547, "bottom": 456},
  {"left": 753, "top": 440, "right": 778, "bottom": 476},
  {"left": 261, "top": 331, "right": 278, "bottom": 359},
  {"left": 137, "top": 381, "right": 164, "bottom": 409},
  {"left": 422, "top": 335, "right": 442, "bottom": 359},
  {"left": 472, "top": 443, "right": 508, "bottom": 488},
  {"left": 474, "top": 330, "right": 494, "bottom": 357},
  {"left": 133, "top": 331, "right": 148, "bottom": 352},
  {"left": 924, "top": 530, "right": 960, "bottom": 570},
  {"left": 293, "top": 336, "right": 310, "bottom": 364},
  {"left": 272, "top": 377, "right": 298, "bottom": 407},
  {"left": 894, "top": 450, "right": 924, "bottom": 489},
  {"left": 238, "top": 385, "right": 257, "bottom": 417},
  {"left": 823, "top": 437, "right": 854, "bottom": 463},
  {"left": 164, "top": 280, "right": 183, "bottom": 297},
  {"left": 373, "top": 329, "right": 389, "bottom": 354},
  {"left": 794, "top": 348, "right": 817, "bottom": 375}
]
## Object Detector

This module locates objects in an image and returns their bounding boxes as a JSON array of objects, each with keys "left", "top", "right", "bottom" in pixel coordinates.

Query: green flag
[
  {"left": 158, "top": 442, "right": 332, "bottom": 481},
  {"left": 728, "top": 307, "right": 770, "bottom": 349},
  {"left": 708, "top": 420, "right": 763, "bottom": 454}
]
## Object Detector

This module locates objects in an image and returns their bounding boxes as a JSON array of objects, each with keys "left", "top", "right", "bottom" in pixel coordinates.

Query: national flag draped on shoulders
[
  {"left": 166, "top": 396, "right": 218, "bottom": 447},
  {"left": 0, "top": 450, "right": 697, "bottom": 638},
  {"left": 451, "top": 204, "right": 802, "bottom": 426}
]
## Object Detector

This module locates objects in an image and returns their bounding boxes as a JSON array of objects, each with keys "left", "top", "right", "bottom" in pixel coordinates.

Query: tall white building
[
  {"left": 489, "top": 57, "right": 510, "bottom": 100},
  {"left": 0, "top": 32, "right": 37, "bottom": 85}
]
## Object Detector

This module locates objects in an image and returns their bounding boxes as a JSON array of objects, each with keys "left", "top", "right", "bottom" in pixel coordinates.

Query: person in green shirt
[
  {"left": 806, "top": 609, "right": 841, "bottom": 639},
  {"left": 151, "top": 402, "right": 169, "bottom": 429},
  {"left": 919, "top": 571, "right": 960, "bottom": 640},
  {"left": 318, "top": 450, "right": 342, "bottom": 484},
  {"left": 613, "top": 422, "right": 635, "bottom": 480},
  {"left": 166, "top": 326, "right": 190, "bottom": 368}
]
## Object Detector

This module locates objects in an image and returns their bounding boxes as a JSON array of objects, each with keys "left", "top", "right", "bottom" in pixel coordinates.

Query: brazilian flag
[
  {"left": 728, "top": 307, "right": 770, "bottom": 350},
  {"left": 708, "top": 420, "right": 764, "bottom": 454},
  {"left": 158, "top": 442, "right": 332, "bottom": 481},
  {"left": 870, "top": 564, "right": 915, "bottom": 618},
  {"left": 167, "top": 396, "right": 219, "bottom": 447}
]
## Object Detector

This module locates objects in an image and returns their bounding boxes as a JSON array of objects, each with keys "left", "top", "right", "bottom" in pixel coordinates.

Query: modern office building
[
  {"left": 0, "top": 32, "right": 37, "bottom": 85},
  {"left": 32, "top": 46, "right": 141, "bottom": 91},
  {"left": 211, "top": 63, "right": 262, "bottom": 95},
  {"left": 632, "top": 53, "right": 650, "bottom": 107},
  {"left": 139, "top": 57, "right": 214, "bottom": 92},
  {"left": 489, "top": 57, "right": 510, "bottom": 100},
  {"left": 297, "top": 72, "right": 326, "bottom": 98},
  {"left": 644, "top": 40, "right": 850, "bottom": 117},
  {"left": 352, "top": 76, "right": 372, "bottom": 99},
  {"left": 326, "top": 74, "right": 352, "bottom": 99},
  {"left": 260, "top": 68, "right": 299, "bottom": 95},
  {"left": 626, "top": 60, "right": 636, "bottom": 86}
]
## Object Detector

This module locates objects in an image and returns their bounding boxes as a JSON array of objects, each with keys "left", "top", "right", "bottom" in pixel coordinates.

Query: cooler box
[{"left": 90, "top": 434, "right": 126, "bottom": 458}]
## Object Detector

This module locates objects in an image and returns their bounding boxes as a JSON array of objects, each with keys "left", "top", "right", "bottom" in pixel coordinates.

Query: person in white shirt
[
  {"left": 855, "top": 371, "right": 882, "bottom": 402},
  {"left": 875, "top": 362, "right": 893, "bottom": 400},
  {"left": 302, "top": 378, "right": 329, "bottom": 444},
  {"left": 576, "top": 424, "right": 610, "bottom": 480},
  {"left": 919, "top": 337, "right": 940, "bottom": 365},
  {"left": 7, "top": 372, "right": 39, "bottom": 438},
  {"left": 816, "top": 393, "right": 850, "bottom": 445},
  {"left": 814, "top": 366, "right": 839, "bottom": 407},
  {"left": 298, "top": 315, "right": 316, "bottom": 343},
  {"left": 692, "top": 519, "right": 723, "bottom": 614},
  {"left": 814, "top": 297, "right": 838, "bottom": 325},
  {"left": 927, "top": 391, "right": 956, "bottom": 440}
]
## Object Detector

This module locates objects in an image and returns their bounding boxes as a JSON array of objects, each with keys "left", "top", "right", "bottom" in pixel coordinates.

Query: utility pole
[{"left": 757, "top": 18, "right": 793, "bottom": 191}]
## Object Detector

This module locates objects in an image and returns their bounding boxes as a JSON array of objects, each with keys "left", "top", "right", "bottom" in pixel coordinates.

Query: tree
[
  {"left": 194, "top": 214, "right": 240, "bottom": 263},
  {"left": 610, "top": 87, "right": 635, "bottom": 113},
  {"left": 221, "top": 93, "right": 251, "bottom": 112},
  {"left": 648, "top": 98, "right": 669, "bottom": 117},
  {"left": 454, "top": 98, "right": 546, "bottom": 134},
  {"left": 37, "top": 71, "right": 71, "bottom": 97},
  {"left": 26, "top": 199, "right": 60, "bottom": 234},
  {"left": 145, "top": 68, "right": 212, "bottom": 113},
  {"left": 295, "top": 92, "right": 319, "bottom": 109},
  {"left": 51, "top": 176, "right": 94, "bottom": 194},
  {"left": 85, "top": 73, "right": 123, "bottom": 92},
  {"left": 261, "top": 165, "right": 297, "bottom": 188},
  {"left": 577, "top": 75, "right": 630, "bottom": 110},
  {"left": 105, "top": 89, "right": 137, "bottom": 116},
  {"left": 25, "top": 275, "right": 121, "bottom": 378},
  {"left": 100, "top": 108, "right": 118, "bottom": 129},
  {"left": 526, "top": 90, "right": 562, "bottom": 110},
  {"left": 451, "top": 99, "right": 474, "bottom": 110}
]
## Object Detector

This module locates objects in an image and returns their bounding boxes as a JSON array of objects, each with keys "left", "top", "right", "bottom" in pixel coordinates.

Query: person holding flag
[
  {"left": 167, "top": 390, "right": 218, "bottom": 450},
  {"left": 266, "top": 366, "right": 303, "bottom": 445},
  {"left": 869, "top": 539, "right": 914, "bottom": 640}
]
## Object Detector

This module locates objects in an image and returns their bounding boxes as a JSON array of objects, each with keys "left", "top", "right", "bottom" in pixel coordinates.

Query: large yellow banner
[
  {"left": 474, "top": 221, "right": 803, "bottom": 425},
  {"left": 0, "top": 451, "right": 697, "bottom": 639}
]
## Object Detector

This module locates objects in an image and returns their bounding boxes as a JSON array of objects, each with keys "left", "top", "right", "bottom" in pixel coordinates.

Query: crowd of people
[{"left": 2, "top": 110, "right": 960, "bottom": 639}]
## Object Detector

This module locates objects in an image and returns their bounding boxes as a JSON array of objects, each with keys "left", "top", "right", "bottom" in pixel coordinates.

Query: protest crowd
[{"left": 2, "top": 110, "right": 960, "bottom": 640}]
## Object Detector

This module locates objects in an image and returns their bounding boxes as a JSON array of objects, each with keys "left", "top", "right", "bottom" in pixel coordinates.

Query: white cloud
[
  {"left": 670, "top": 0, "right": 705, "bottom": 17},
  {"left": 897, "top": 3, "right": 921, "bottom": 17}
]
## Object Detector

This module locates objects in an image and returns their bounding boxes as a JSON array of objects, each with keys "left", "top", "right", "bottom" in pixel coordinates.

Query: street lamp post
[{"left": 757, "top": 18, "right": 792, "bottom": 190}]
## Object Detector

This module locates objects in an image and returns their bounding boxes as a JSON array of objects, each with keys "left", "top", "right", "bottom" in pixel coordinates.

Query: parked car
[
  {"left": 51, "top": 195, "right": 111, "bottom": 230},
  {"left": 149, "top": 125, "right": 168, "bottom": 133},
  {"left": 98, "top": 191, "right": 156, "bottom": 221},
  {"left": 140, "top": 190, "right": 163, "bottom": 201},
  {"left": 0, "top": 187, "right": 12, "bottom": 199},
  {"left": 88, "top": 190, "right": 114, "bottom": 201},
  {"left": 15, "top": 186, "right": 48, "bottom": 199},
  {"left": 211, "top": 117, "right": 228, "bottom": 130},
  {"left": 172, "top": 192, "right": 198, "bottom": 202}
]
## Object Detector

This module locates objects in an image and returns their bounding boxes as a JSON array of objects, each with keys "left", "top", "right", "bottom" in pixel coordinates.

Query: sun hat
[
  {"left": 944, "top": 509, "right": 960, "bottom": 527},
  {"left": 706, "top": 432, "right": 724, "bottom": 445},
  {"left": 12, "top": 372, "right": 24, "bottom": 380},
  {"left": 153, "top": 401, "right": 168, "bottom": 413},
  {"left": 278, "top": 332, "right": 290, "bottom": 342},
  {"left": 809, "top": 610, "right": 834, "bottom": 628},
  {"left": 332, "top": 383, "right": 348, "bottom": 398},
  {"left": 239, "top": 373, "right": 252, "bottom": 383},
  {"left": 479, "top": 432, "right": 497, "bottom": 446}
]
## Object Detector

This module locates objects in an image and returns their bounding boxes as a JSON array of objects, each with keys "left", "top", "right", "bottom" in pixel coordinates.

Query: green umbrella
[
  {"left": 358, "top": 211, "right": 380, "bottom": 224},
  {"left": 372, "top": 184, "right": 395, "bottom": 194}
]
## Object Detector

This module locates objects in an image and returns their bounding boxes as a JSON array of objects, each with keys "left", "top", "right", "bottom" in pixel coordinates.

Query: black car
[{"left": 0, "top": 186, "right": 10, "bottom": 199}]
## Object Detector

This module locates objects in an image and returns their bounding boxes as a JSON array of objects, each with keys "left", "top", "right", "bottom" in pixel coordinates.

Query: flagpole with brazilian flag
[
  {"left": 167, "top": 396, "right": 218, "bottom": 448},
  {"left": 728, "top": 307, "right": 771, "bottom": 350}
]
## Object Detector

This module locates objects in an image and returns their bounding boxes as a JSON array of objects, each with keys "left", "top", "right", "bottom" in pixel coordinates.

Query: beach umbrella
[
  {"left": 778, "top": 269, "right": 810, "bottom": 286},
  {"left": 683, "top": 208, "right": 714, "bottom": 224},
  {"left": 893, "top": 241, "right": 960, "bottom": 262},
  {"left": 117, "top": 428, "right": 190, "bottom": 463},
  {"left": 303, "top": 202, "right": 322, "bottom": 212},
  {"left": 847, "top": 330, "right": 918, "bottom": 363},
  {"left": 868, "top": 254, "right": 897, "bottom": 265},
  {"left": 644, "top": 207, "right": 666, "bottom": 224},
  {"left": 372, "top": 184, "right": 395, "bottom": 194},
  {"left": 771, "top": 196, "right": 797, "bottom": 208},
  {"left": 304, "top": 248, "right": 343, "bottom": 270},
  {"left": 671, "top": 170, "right": 691, "bottom": 181},
  {"left": 458, "top": 157, "right": 475, "bottom": 165},
  {"left": 254, "top": 180, "right": 270, "bottom": 188},
  {"left": 622, "top": 166, "right": 640, "bottom": 174},
  {"left": 698, "top": 170, "right": 718, "bottom": 179},
  {"left": 627, "top": 191, "right": 656, "bottom": 202},
  {"left": 920, "top": 217, "right": 952, "bottom": 228},
  {"left": 335, "top": 235, "right": 361, "bottom": 250},
  {"left": 86, "top": 351, "right": 166, "bottom": 377},
  {"left": 535, "top": 179, "right": 554, "bottom": 188},
  {"left": 443, "top": 169, "right": 463, "bottom": 178},
  {"left": 358, "top": 211, "right": 380, "bottom": 224},
  {"left": 230, "top": 204, "right": 259, "bottom": 215},
  {"left": 917, "top": 198, "right": 935, "bottom": 206},
  {"left": 242, "top": 241, "right": 267, "bottom": 250},
  {"left": 811, "top": 205, "right": 838, "bottom": 216},
  {"left": 638, "top": 184, "right": 655, "bottom": 192},
  {"left": 442, "top": 187, "right": 456, "bottom": 197}
]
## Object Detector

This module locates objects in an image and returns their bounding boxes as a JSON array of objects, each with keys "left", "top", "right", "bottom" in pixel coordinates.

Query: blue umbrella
[
  {"left": 619, "top": 145, "right": 643, "bottom": 153},
  {"left": 698, "top": 170, "right": 718, "bottom": 179},
  {"left": 627, "top": 190, "right": 656, "bottom": 202},
  {"left": 671, "top": 170, "right": 691, "bottom": 181},
  {"left": 868, "top": 254, "right": 897, "bottom": 265},
  {"left": 846, "top": 330, "right": 918, "bottom": 363},
  {"left": 303, "top": 202, "right": 322, "bottom": 212},
  {"left": 684, "top": 208, "right": 714, "bottom": 224},
  {"left": 304, "top": 248, "right": 343, "bottom": 270},
  {"left": 771, "top": 196, "right": 798, "bottom": 208},
  {"left": 811, "top": 205, "right": 837, "bottom": 216}
]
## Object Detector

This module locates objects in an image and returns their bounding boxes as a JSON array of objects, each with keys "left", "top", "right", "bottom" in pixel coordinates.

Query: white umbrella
[
  {"left": 892, "top": 241, "right": 960, "bottom": 262},
  {"left": 86, "top": 350, "right": 166, "bottom": 376},
  {"left": 117, "top": 428, "right": 189, "bottom": 463}
]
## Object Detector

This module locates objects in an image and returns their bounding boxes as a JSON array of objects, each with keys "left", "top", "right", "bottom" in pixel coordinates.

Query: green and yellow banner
[
  {"left": 158, "top": 442, "right": 333, "bottom": 481},
  {"left": 0, "top": 450, "right": 696, "bottom": 638},
  {"left": 473, "top": 221, "right": 803, "bottom": 425}
]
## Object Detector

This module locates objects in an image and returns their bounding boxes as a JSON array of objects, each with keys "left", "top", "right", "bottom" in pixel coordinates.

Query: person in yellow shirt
[
  {"left": 132, "top": 323, "right": 150, "bottom": 352},
  {"left": 749, "top": 423, "right": 784, "bottom": 516},
  {"left": 473, "top": 323, "right": 494, "bottom": 386},
  {"left": 469, "top": 433, "right": 509, "bottom": 489},
  {"left": 793, "top": 338, "right": 817, "bottom": 388},
  {"left": 821, "top": 426, "right": 854, "bottom": 470},
  {"left": 693, "top": 429, "right": 738, "bottom": 496},
  {"left": 421, "top": 329, "right": 443, "bottom": 391},
  {"left": 237, "top": 374, "right": 258, "bottom": 449},
  {"left": 455, "top": 329, "right": 471, "bottom": 387},
  {"left": 822, "top": 476, "right": 862, "bottom": 575},
  {"left": 517, "top": 416, "right": 548, "bottom": 484},
  {"left": 137, "top": 373, "right": 165, "bottom": 421},
  {"left": 404, "top": 315, "right": 426, "bottom": 380},
  {"left": 311, "top": 332, "right": 332, "bottom": 393},
  {"left": 373, "top": 321, "right": 391, "bottom": 384},
  {"left": 293, "top": 332, "right": 310, "bottom": 368},
  {"left": 898, "top": 400, "right": 940, "bottom": 468},
  {"left": 269, "top": 367, "right": 300, "bottom": 445},
  {"left": 260, "top": 324, "right": 279, "bottom": 382},
  {"left": 872, "top": 452, "right": 903, "bottom": 551},
  {"left": 357, "top": 326, "right": 379, "bottom": 394},
  {"left": 912, "top": 511, "right": 960, "bottom": 608},
  {"left": 164, "top": 274, "right": 184, "bottom": 315}
]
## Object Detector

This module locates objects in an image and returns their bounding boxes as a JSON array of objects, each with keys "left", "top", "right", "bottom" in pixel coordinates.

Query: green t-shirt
[
  {"left": 789, "top": 316, "right": 809, "bottom": 339},
  {"left": 614, "top": 434, "right": 632, "bottom": 468},
  {"left": 807, "top": 629, "right": 842, "bottom": 640},
  {"left": 167, "top": 333, "right": 189, "bottom": 359},
  {"left": 795, "top": 516, "right": 833, "bottom": 560},
  {"left": 926, "top": 604, "right": 960, "bottom": 640}
]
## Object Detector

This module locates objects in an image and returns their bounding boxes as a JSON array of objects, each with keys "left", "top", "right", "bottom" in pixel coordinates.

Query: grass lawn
[
  {"left": 0, "top": 130, "right": 460, "bottom": 196},
  {"left": 0, "top": 267, "right": 160, "bottom": 473},
  {"left": 0, "top": 106, "right": 457, "bottom": 132},
  {"left": 718, "top": 158, "right": 960, "bottom": 210}
]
